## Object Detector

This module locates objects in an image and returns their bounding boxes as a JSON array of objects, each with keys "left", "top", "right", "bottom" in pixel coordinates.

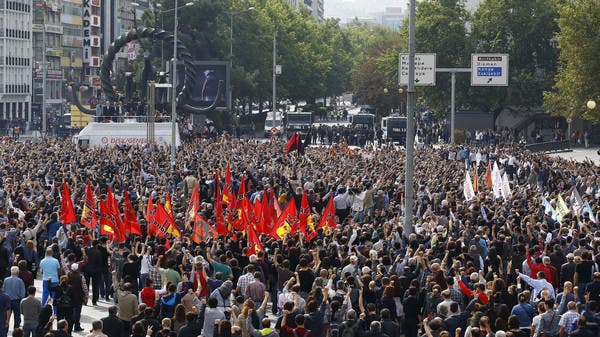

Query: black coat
[
  {"left": 102, "top": 314, "right": 125, "bottom": 337},
  {"left": 177, "top": 322, "right": 203, "bottom": 337}
]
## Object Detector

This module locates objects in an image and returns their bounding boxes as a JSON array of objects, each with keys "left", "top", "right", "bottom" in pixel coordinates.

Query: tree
[
  {"left": 544, "top": 0, "right": 600, "bottom": 122},
  {"left": 469, "top": 0, "right": 558, "bottom": 114}
]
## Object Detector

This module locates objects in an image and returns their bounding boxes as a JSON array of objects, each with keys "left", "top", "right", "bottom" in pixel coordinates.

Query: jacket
[
  {"left": 177, "top": 322, "right": 203, "bottom": 337},
  {"left": 101, "top": 315, "right": 124, "bottom": 337}
]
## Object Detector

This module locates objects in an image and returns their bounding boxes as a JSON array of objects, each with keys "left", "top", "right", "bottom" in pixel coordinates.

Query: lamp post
[
  {"left": 160, "top": 2, "right": 193, "bottom": 71},
  {"left": 170, "top": 0, "right": 195, "bottom": 173},
  {"left": 131, "top": 2, "right": 139, "bottom": 28},
  {"left": 228, "top": 7, "right": 255, "bottom": 59}
]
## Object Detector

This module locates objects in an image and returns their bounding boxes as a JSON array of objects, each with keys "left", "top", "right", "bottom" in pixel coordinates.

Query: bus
[
  {"left": 381, "top": 115, "right": 407, "bottom": 144},
  {"left": 348, "top": 113, "right": 375, "bottom": 129},
  {"left": 285, "top": 111, "right": 313, "bottom": 134}
]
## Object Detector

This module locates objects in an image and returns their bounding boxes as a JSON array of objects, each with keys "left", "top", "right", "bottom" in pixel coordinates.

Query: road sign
[
  {"left": 471, "top": 54, "right": 509, "bottom": 86},
  {"left": 399, "top": 53, "right": 436, "bottom": 86}
]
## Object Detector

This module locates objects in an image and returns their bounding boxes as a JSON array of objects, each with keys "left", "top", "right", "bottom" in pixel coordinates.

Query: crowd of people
[{"left": 0, "top": 135, "right": 596, "bottom": 337}]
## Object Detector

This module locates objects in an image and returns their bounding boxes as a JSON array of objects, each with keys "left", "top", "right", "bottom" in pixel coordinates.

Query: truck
[
  {"left": 285, "top": 111, "right": 313, "bottom": 134},
  {"left": 348, "top": 113, "right": 375, "bottom": 129},
  {"left": 381, "top": 115, "right": 407, "bottom": 144},
  {"left": 264, "top": 111, "right": 283, "bottom": 137},
  {"left": 73, "top": 121, "right": 180, "bottom": 149}
]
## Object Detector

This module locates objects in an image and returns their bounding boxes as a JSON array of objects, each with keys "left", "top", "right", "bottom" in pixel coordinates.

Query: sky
[{"left": 325, "top": 0, "right": 408, "bottom": 23}]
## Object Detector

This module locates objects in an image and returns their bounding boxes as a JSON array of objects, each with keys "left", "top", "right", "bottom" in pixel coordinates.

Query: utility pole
[
  {"left": 42, "top": 20, "right": 47, "bottom": 136},
  {"left": 170, "top": 0, "right": 178, "bottom": 173},
  {"left": 404, "top": 0, "right": 416, "bottom": 235},
  {"left": 272, "top": 30, "right": 277, "bottom": 127}
]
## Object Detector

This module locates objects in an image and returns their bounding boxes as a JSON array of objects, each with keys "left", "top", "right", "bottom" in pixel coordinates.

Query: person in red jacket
[
  {"left": 139, "top": 278, "right": 166, "bottom": 308},
  {"left": 280, "top": 310, "right": 314, "bottom": 337},
  {"left": 526, "top": 244, "right": 558, "bottom": 289}
]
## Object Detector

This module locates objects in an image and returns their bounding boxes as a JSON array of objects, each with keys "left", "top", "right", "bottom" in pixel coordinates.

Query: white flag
[
  {"left": 491, "top": 161, "right": 503, "bottom": 199},
  {"left": 571, "top": 189, "right": 584, "bottom": 215},
  {"left": 464, "top": 170, "right": 476, "bottom": 201},
  {"left": 501, "top": 172, "right": 512, "bottom": 200}
]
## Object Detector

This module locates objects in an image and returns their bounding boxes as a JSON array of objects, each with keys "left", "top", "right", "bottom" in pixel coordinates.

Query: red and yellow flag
[
  {"left": 270, "top": 198, "right": 298, "bottom": 240},
  {"left": 81, "top": 183, "right": 97, "bottom": 230},
  {"left": 123, "top": 190, "right": 141, "bottom": 236}
]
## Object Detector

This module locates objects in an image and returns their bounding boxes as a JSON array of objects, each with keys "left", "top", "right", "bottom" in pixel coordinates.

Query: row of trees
[{"left": 133, "top": 0, "right": 600, "bottom": 122}]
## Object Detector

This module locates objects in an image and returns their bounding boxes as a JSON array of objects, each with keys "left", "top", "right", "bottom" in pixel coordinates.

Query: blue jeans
[
  {"left": 23, "top": 321, "right": 37, "bottom": 337},
  {"left": 42, "top": 280, "right": 58, "bottom": 308}
]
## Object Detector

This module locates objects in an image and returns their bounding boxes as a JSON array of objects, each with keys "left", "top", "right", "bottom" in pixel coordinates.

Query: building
[
  {"left": 0, "top": 0, "right": 33, "bottom": 125},
  {"left": 32, "top": 0, "right": 64, "bottom": 130},
  {"left": 289, "top": 0, "right": 324, "bottom": 23},
  {"left": 375, "top": 7, "right": 403, "bottom": 30},
  {"left": 61, "top": 0, "right": 82, "bottom": 82},
  {"left": 459, "top": 0, "right": 483, "bottom": 13}
]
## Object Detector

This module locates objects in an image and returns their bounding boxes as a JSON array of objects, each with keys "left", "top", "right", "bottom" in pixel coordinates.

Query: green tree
[{"left": 544, "top": 0, "right": 600, "bottom": 121}]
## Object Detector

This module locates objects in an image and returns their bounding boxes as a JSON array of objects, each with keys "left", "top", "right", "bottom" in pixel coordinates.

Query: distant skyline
[{"left": 325, "top": 0, "right": 408, "bottom": 23}]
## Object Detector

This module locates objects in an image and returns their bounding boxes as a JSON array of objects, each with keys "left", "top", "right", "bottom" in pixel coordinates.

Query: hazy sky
[{"left": 325, "top": 0, "right": 408, "bottom": 22}]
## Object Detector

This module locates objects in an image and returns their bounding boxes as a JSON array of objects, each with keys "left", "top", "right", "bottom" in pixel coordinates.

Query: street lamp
[
  {"left": 171, "top": 0, "right": 196, "bottom": 173},
  {"left": 587, "top": 100, "right": 596, "bottom": 110},
  {"left": 229, "top": 7, "right": 255, "bottom": 59},
  {"left": 160, "top": 2, "right": 193, "bottom": 71},
  {"left": 131, "top": 2, "right": 139, "bottom": 28}
]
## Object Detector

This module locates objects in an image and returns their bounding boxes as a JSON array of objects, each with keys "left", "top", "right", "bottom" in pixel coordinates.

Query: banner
[{"left": 463, "top": 170, "right": 476, "bottom": 201}]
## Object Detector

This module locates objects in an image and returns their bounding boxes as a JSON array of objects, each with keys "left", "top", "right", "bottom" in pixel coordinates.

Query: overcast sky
[{"left": 325, "top": 0, "right": 408, "bottom": 22}]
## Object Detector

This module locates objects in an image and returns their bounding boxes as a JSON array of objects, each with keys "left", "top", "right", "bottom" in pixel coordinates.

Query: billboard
[{"left": 176, "top": 61, "right": 230, "bottom": 111}]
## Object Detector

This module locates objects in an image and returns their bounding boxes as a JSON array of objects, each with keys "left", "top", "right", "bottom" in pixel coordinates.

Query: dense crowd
[{"left": 0, "top": 136, "right": 597, "bottom": 337}]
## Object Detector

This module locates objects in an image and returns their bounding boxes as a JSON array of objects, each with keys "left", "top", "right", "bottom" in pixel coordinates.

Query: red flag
[
  {"left": 223, "top": 164, "right": 235, "bottom": 206},
  {"left": 107, "top": 187, "right": 125, "bottom": 240},
  {"left": 155, "top": 203, "right": 176, "bottom": 239},
  {"left": 192, "top": 215, "right": 217, "bottom": 244},
  {"left": 60, "top": 181, "right": 76, "bottom": 225},
  {"left": 270, "top": 198, "right": 298, "bottom": 240},
  {"left": 285, "top": 132, "right": 302, "bottom": 154},
  {"left": 214, "top": 171, "right": 226, "bottom": 235},
  {"left": 80, "top": 183, "right": 97, "bottom": 229},
  {"left": 299, "top": 190, "right": 310, "bottom": 237},
  {"left": 146, "top": 195, "right": 156, "bottom": 236},
  {"left": 270, "top": 188, "right": 282, "bottom": 218},
  {"left": 163, "top": 194, "right": 180, "bottom": 238},
  {"left": 99, "top": 199, "right": 115, "bottom": 237},
  {"left": 317, "top": 196, "right": 336, "bottom": 233},
  {"left": 123, "top": 190, "right": 141, "bottom": 236},
  {"left": 185, "top": 185, "right": 200, "bottom": 229},
  {"left": 260, "top": 192, "right": 273, "bottom": 234},
  {"left": 247, "top": 225, "right": 264, "bottom": 256},
  {"left": 254, "top": 197, "right": 265, "bottom": 234}
]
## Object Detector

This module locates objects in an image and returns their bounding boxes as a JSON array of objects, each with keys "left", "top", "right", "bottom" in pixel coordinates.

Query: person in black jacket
[
  {"left": 102, "top": 306, "right": 125, "bottom": 337},
  {"left": 380, "top": 309, "right": 400, "bottom": 337},
  {"left": 84, "top": 240, "right": 102, "bottom": 305},
  {"left": 49, "top": 276, "right": 74, "bottom": 334},
  {"left": 177, "top": 313, "right": 203, "bottom": 337}
]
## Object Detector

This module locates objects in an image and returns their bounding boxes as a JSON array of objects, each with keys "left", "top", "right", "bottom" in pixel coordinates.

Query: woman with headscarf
[
  {"left": 14, "top": 240, "right": 38, "bottom": 278},
  {"left": 34, "top": 298, "right": 53, "bottom": 337}
]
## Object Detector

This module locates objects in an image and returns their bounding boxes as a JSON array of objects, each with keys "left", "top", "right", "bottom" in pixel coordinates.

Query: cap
[
  {"left": 71, "top": 263, "right": 79, "bottom": 271},
  {"left": 567, "top": 253, "right": 574, "bottom": 260}
]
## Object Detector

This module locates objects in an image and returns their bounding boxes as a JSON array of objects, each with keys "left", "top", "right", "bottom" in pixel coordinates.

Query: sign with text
[
  {"left": 399, "top": 53, "right": 436, "bottom": 86},
  {"left": 471, "top": 54, "right": 509, "bottom": 86},
  {"left": 82, "top": 0, "right": 91, "bottom": 63}
]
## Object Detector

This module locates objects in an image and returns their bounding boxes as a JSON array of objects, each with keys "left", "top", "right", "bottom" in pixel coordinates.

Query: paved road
[
  {"left": 6, "top": 278, "right": 114, "bottom": 336},
  {"left": 548, "top": 147, "right": 600, "bottom": 164}
]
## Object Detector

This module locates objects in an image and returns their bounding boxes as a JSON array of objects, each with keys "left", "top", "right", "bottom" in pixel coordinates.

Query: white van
[
  {"left": 74, "top": 121, "right": 180, "bottom": 148},
  {"left": 264, "top": 111, "right": 283, "bottom": 137}
]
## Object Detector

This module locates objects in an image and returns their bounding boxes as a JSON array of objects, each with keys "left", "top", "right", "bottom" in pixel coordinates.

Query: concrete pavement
[{"left": 548, "top": 147, "right": 600, "bottom": 164}]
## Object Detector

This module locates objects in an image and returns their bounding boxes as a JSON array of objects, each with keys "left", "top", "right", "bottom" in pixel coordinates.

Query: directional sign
[
  {"left": 399, "top": 53, "right": 436, "bottom": 86},
  {"left": 471, "top": 54, "right": 509, "bottom": 86}
]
